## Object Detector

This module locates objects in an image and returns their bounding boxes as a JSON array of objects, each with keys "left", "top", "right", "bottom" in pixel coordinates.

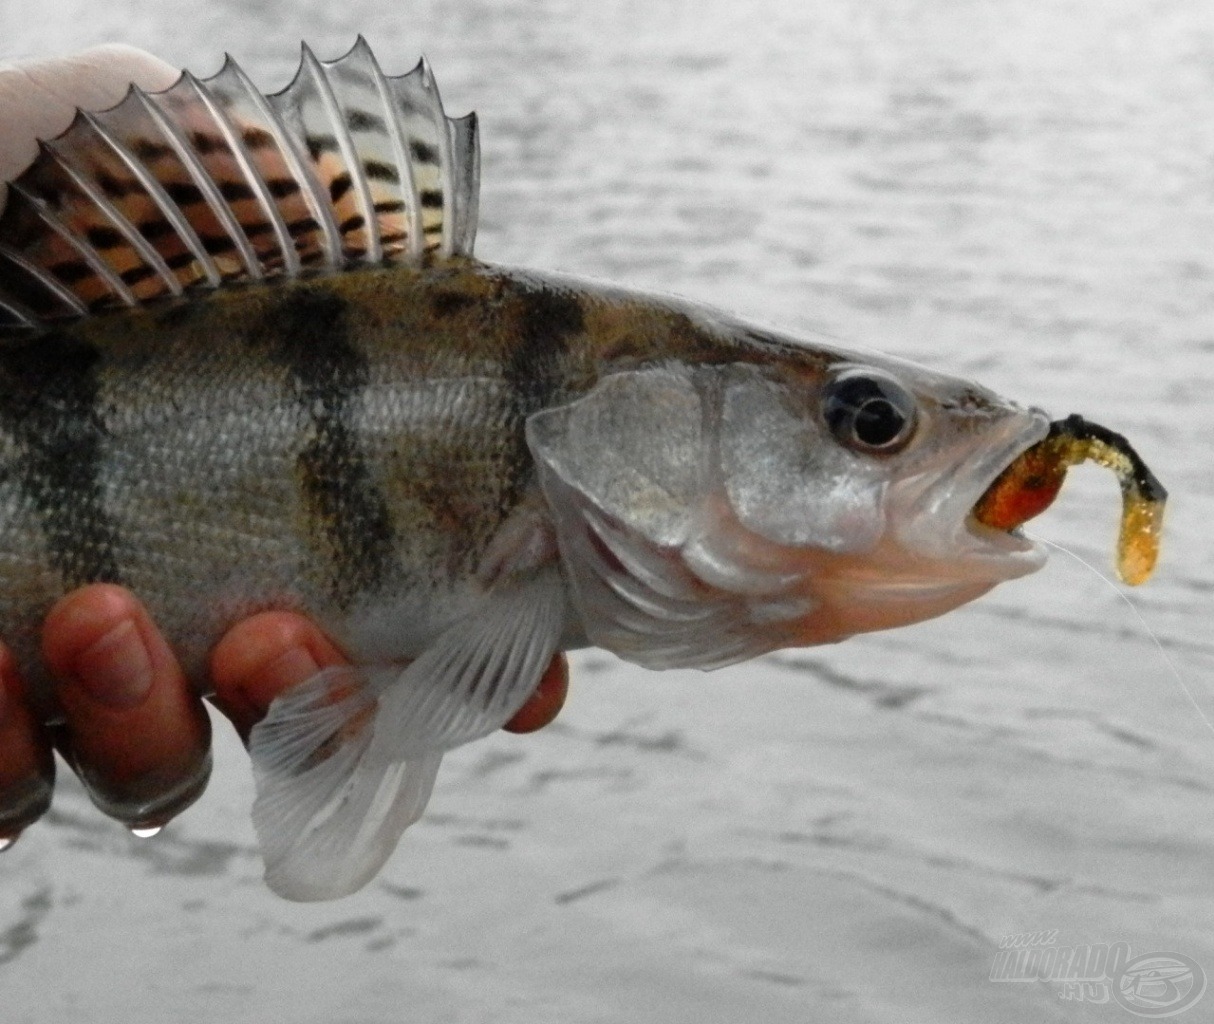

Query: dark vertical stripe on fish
[
  {"left": 251, "top": 288, "right": 396, "bottom": 608},
  {"left": 509, "top": 286, "right": 583, "bottom": 410},
  {"left": 502, "top": 284, "right": 584, "bottom": 503},
  {"left": 0, "top": 333, "right": 123, "bottom": 585}
]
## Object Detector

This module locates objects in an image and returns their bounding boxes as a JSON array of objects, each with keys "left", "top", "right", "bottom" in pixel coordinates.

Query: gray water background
[{"left": 2, "top": 0, "right": 1214, "bottom": 1021}]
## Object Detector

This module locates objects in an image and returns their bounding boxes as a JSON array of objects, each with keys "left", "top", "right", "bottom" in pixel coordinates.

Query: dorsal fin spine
[
  {"left": 173, "top": 74, "right": 264, "bottom": 281},
  {"left": 188, "top": 68, "right": 300, "bottom": 278},
  {"left": 0, "top": 241, "right": 87, "bottom": 316},
  {"left": 8, "top": 183, "right": 138, "bottom": 307},
  {"left": 133, "top": 82, "right": 258, "bottom": 281},
  {"left": 420, "top": 58, "right": 457, "bottom": 260},
  {"left": 301, "top": 43, "right": 381, "bottom": 264},
  {"left": 225, "top": 58, "right": 343, "bottom": 272},
  {"left": 130, "top": 86, "right": 223, "bottom": 288},
  {"left": 90, "top": 92, "right": 221, "bottom": 291},
  {"left": 78, "top": 113, "right": 184, "bottom": 297},
  {"left": 449, "top": 112, "right": 480, "bottom": 257},
  {"left": 0, "top": 294, "right": 37, "bottom": 328},
  {"left": 363, "top": 40, "right": 423, "bottom": 260},
  {"left": 40, "top": 137, "right": 180, "bottom": 296},
  {"left": 212, "top": 59, "right": 302, "bottom": 277}
]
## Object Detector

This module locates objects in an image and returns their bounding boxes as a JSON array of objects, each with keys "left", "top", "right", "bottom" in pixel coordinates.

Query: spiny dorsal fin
[{"left": 0, "top": 37, "right": 480, "bottom": 330}]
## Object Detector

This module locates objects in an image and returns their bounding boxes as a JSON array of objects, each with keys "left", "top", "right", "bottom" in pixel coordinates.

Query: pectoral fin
[
  {"left": 570, "top": 501, "right": 813, "bottom": 669},
  {"left": 249, "top": 569, "right": 566, "bottom": 901}
]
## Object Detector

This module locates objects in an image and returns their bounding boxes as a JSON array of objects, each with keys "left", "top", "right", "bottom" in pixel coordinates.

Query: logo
[
  {"left": 1114, "top": 953, "right": 1206, "bottom": 1018},
  {"left": 989, "top": 933, "right": 1206, "bottom": 1018}
]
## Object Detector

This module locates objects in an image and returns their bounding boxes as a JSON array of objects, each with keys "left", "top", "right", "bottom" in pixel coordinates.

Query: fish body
[
  {"left": 0, "top": 259, "right": 1045, "bottom": 696},
  {"left": 0, "top": 41, "right": 1158, "bottom": 899}
]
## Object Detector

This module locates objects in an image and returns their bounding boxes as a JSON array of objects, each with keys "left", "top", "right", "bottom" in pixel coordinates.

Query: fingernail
[
  {"left": 80, "top": 746, "right": 213, "bottom": 828},
  {"left": 72, "top": 619, "right": 153, "bottom": 709},
  {"left": 0, "top": 774, "right": 53, "bottom": 838},
  {"left": 253, "top": 645, "right": 321, "bottom": 695}
]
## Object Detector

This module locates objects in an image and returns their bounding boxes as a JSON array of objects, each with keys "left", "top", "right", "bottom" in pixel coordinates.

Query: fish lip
[
  {"left": 954, "top": 408, "right": 1052, "bottom": 560},
  {"left": 896, "top": 406, "right": 1051, "bottom": 573}
]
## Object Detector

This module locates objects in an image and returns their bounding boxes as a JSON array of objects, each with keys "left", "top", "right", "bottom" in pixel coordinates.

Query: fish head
[
  {"left": 527, "top": 332, "right": 1050, "bottom": 668},
  {"left": 754, "top": 351, "right": 1052, "bottom": 639}
]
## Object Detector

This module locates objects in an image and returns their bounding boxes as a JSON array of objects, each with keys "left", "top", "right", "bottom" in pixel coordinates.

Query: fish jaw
[
  {"left": 528, "top": 353, "right": 1058, "bottom": 665},
  {"left": 893, "top": 405, "right": 1052, "bottom": 577},
  {"left": 785, "top": 407, "right": 1052, "bottom": 643}
]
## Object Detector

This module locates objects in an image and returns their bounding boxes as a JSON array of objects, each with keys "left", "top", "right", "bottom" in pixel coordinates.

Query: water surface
[{"left": 3, "top": 1, "right": 1213, "bottom": 1021}]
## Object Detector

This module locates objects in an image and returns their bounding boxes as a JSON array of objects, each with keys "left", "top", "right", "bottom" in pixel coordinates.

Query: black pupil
[
  {"left": 824, "top": 374, "right": 914, "bottom": 452},
  {"left": 853, "top": 397, "right": 902, "bottom": 446}
]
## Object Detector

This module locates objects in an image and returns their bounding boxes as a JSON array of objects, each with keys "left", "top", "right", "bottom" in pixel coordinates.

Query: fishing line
[{"left": 1039, "top": 536, "right": 1214, "bottom": 741}]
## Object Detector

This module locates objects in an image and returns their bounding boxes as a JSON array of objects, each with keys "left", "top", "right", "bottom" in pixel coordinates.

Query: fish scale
[{"left": 0, "top": 40, "right": 1164, "bottom": 900}]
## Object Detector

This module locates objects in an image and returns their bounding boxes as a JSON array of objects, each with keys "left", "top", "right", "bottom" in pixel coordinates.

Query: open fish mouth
[
  {"left": 970, "top": 414, "right": 1167, "bottom": 584},
  {"left": 956, "top": 413, "right": 1054, "bottom": 558},
  {"left": 888, "top": 409, "right": 1051, "bottom": 579}
]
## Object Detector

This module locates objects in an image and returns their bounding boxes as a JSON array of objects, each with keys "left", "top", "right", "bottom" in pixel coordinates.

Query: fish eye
[{"left": 822, "top": 369, "right": 918, "bottom": 454}]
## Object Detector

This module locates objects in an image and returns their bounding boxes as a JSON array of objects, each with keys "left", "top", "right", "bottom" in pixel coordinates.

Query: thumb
[{"left": 0, "top": 44, "right": 180, "bottom": 206}]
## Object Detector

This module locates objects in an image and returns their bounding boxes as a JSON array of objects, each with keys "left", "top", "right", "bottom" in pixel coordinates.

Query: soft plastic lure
[{"left": 972, "top": 414, "right": 1167, "bottom": 585}]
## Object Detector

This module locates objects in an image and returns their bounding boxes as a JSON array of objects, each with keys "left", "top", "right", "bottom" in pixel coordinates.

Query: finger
[
  {"left": 503, "top": 653, "right": 569, "bottom": 733},
  {"left": 0, "top": 643, "right": 55, "bottom": 842},
  {"left": 208, "top": 612, "right": 349, "bottom": 744},
  {"left": 0, "top": 44, "right": 179, "bottom": 203},
  {"left": 42, "top": 584, "right": 211, "bottom": 829}
]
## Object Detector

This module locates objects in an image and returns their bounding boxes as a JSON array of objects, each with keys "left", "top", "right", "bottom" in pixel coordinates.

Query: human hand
[{"left": 0, "top": 47, "right": 569, "bottom": 846}]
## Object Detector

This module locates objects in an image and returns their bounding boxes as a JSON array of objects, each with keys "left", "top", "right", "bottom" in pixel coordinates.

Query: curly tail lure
[{"left": 973, "top": 414, "right": 1167, "bottom": 586}]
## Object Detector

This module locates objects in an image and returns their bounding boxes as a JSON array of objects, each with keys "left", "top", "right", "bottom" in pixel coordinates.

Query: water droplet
[
  {"left": 130, "top": 825, "right": 162, "bottom": 839},
  {"left": 0, "top": 835, "right": 17, "bottom": 852}
]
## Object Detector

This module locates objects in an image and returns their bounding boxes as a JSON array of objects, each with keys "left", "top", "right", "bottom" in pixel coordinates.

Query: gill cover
[{"left": 526, "top": 365, "right": 890, "bottom": 669}]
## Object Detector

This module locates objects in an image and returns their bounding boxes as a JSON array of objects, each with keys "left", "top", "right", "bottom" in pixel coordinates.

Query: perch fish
[{"left": 0, "top": 40, "right": 1166, "bottom": 899}]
